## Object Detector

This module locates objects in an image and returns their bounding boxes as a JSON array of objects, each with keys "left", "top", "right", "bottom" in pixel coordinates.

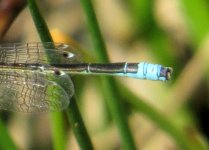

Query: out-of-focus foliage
[{"left": 0, "top": 0, "right": 208, "bottom": 150}]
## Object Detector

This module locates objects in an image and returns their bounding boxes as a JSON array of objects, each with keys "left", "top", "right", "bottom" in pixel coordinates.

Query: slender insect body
[{"left": 0, "top": 42, "right": 173, "bottom": 113}]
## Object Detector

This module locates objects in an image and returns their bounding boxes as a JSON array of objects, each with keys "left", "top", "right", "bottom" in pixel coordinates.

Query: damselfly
[{"left": 0, "top": 42, "right": 172, "bottom": 113}]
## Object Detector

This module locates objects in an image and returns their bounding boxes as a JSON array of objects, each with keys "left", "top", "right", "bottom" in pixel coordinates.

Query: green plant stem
[
  {"left": 27, "top": 0, "right": 93, "bottom": 150},
  {"left": 27, "top": 0, "right": 52, "bottom": 42},
  {"left": 118, "top": 82, "right": 201, "bottom": 150},
  {"left": 181, "top": 0, "right": 209, "bottom": 46},
  {"left": 79, "top": 0, "right": 108, "bottom": 62},
  {"left": 0, "top": 119, "right": 18, "bottom": 150},
  {"left": 101, "top": 77, "right": 136, "bottom": 150},
  {"left": 50, "top": 112, "right": 67, "bottom": 150},
  {"left": 79, "top": 0, "right": 136, "bottom": 149},
  {"left": 66, "top": 96, "right": 94, "bottom": 150}
]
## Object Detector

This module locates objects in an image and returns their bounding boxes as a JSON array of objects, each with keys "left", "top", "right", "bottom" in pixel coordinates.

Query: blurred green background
[{"left": 0, "top": 0, "right": 209, "bottom": 149}]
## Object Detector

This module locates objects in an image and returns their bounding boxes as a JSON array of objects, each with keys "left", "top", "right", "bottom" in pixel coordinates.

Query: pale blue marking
[{"left": 116, "top": 62, "right": 167, "bottom": 81}]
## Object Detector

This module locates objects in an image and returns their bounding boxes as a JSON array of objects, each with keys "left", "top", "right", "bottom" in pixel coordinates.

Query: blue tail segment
[{"left": 125, "top": 62, "right": 172, "bottom": 81}]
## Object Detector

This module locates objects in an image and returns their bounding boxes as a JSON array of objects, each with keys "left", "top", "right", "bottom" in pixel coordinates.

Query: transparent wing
[
  {"left": 0, "top": 42, "right": 82, "bottom": 65},
  {"left": 0, "top": 70, "right": 74, "bottom": 113}
]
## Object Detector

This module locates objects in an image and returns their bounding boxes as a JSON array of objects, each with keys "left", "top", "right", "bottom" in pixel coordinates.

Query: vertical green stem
[
  {"left": 0, "top": 119, "right": 18, "bottom": 150},
  {"left": 50, "top": 112, "right": 67, "bottom": 150},
  {"left": 79, "top": 0, "right": 108, "bottom": 62},
  {"left": 79, "top": 0, "right": 136, "bottom": 149},
  {"left": 27, "top": 0, "right": 93, "bottom": 150},
  {"left": 66, "top": 97, "right": 94, "bottom": 150},
  {"left": 101, "top": 77, "right": 137, "bottom": 150},
  {"left": 27, "top": 0, "right": 52, "bottom": 42},
  {"left": 180, "top": 0, "right": 209, "bottom": 46},
  {"left": 118, "top": 82, "right": 204, "bottom": 150}
]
